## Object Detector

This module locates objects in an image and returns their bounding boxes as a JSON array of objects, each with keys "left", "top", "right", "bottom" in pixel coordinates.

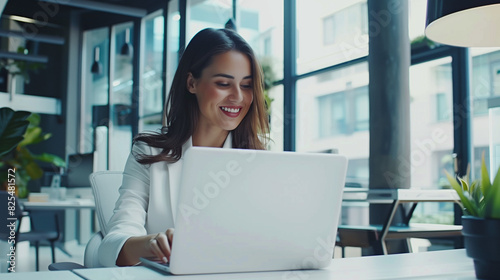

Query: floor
[{"left": 1, "top": 240, "right": 87, "bottom": 273}]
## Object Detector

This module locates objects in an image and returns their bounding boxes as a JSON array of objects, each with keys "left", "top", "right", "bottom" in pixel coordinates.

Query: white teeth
[{"left": 221, "top": 107, "right": 240, "bottom": 113}]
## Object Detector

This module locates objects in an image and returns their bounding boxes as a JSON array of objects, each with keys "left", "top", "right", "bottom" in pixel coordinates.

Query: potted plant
[
  {"left": 260, "top": 57, "right": 276, "bottom": 118},
  {"left": 0, "top": 107, "right": 65, "bottom": 198},
  {"left": 445, "top": 156, "right": 500, "bottom": 279}
]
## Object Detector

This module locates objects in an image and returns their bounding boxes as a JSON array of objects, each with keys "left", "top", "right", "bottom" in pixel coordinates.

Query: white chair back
[
  {"left": 84, "top": 171, "right": 122, "bottom": 267},
  {"left": 89, "top": 171, "right": 123, "bottom": 235}
]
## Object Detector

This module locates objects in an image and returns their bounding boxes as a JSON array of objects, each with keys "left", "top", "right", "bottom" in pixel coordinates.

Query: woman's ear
[{"left": 186, "top": 73, "right": 196, "bottom": 94}]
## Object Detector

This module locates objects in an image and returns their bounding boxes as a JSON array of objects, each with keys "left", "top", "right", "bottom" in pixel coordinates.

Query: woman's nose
[{"left": 228, "top": 86, "right": 244, "bottom": 102}]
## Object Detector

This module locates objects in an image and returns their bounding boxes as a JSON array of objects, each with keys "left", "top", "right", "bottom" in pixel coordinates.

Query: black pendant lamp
[
  {"left": 120, "top": 28, "right": 133, "bottom": 57},
  {"left": 425, "top": 0, "right": 500, "bottom": 47},
  {"left": 91, "top": 46, "right": 103, "bottom": 74}
]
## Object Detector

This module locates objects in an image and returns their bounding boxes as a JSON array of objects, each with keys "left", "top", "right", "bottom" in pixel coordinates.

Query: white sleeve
[{"left": 97, "top": 142, "right": 152, "bottom": 267}]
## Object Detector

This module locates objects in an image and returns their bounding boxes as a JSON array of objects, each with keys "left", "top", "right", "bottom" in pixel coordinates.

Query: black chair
[{"left": 0, "top": 191, "right": 60, "bottom": 271}]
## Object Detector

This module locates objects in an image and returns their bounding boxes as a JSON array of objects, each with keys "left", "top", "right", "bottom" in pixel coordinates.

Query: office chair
[
  {"left": 48, "top": 171, "right": 122, "bottom": 270},
  {"left": 0, "top": 191, "right": 60, "bottom": 272}
]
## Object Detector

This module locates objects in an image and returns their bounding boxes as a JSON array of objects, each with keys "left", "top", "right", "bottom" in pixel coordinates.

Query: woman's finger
[
  {"left": 166, "top": 228, "right": 175, "bottom": 246},
  {"left": 155, "top": 233, "right": 171, "bottom": 263},
  {"left": 148, "top": 235, "right": 168, "bottom": 263}
]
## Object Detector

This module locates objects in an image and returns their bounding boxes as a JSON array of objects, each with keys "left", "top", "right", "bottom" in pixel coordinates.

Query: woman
[{"left": 98, "top": 28, "right": 269, "bottom": 267}]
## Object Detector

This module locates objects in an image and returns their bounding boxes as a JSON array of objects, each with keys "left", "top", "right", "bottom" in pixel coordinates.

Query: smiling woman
[
  {"left": 134, "top": 28, "right": 269, "bottom": 164},
  {"left": 187, "top": 50, "right": 254, "bottom": 144},
  {"left": 97, "top": 28, "right": 270, "bottom": 267}
]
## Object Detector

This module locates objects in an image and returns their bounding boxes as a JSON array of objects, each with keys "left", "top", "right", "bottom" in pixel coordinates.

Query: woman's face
[{"left": 188, "top": 50, "right": 253, "bottom": 133}]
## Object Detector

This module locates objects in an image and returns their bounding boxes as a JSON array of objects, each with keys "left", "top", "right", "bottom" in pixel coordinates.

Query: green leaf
[
  {"left": 25, "top": 161, "right": 43, "bottom": 179},
  {"left": 27, "top": 113, "right": 41, "bottom": 127},
  {"left": 459, "top": 177, "right": 469, "bottom": 192},
  {"left": 480, "top": 154, "right": 492, "bottom": 197},
  {"left": 18, "top": 126, "right": 42, "bottom": 147},
  {"left": 486, "top": 167, "right": 500, "bottom": 219},
  {"left": 33, "top": 153, "right": 66, "bottom": 167},
  {"left": 445, "top": 170, "right": 479, "bottom": 217},
  {"left": 0, "top": 107, "right": 31, "bottom": 157},
  {"left": 470, "top": 180, "right": 483, "bottom": 205}
]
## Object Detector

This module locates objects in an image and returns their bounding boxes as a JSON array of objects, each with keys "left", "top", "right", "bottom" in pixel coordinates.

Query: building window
[
  {"left": 318, "top": 92, "right": 347, "bottom": 137},
  {"left": 322, "top": 2, "right": 368, "bottom": 46},
  {"left": 317, "top": 85, "right": 368, "bottom": 138},
  {"left": 436, "top": 92, "right": 449, "bottom": 121},
  {"left": 471, "top": 50, "right": 500, "bottom": 115},
  {"left": 354, "top": 89, "right": 369, "bottom": 131}
]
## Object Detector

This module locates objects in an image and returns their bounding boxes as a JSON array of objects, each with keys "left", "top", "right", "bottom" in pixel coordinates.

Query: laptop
[{"left": 141, "top": 147, "right": 348, "bottom": 275}]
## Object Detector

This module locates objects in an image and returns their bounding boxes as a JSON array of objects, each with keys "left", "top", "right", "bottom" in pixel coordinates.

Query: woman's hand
[
  {"left": 116, "top": 228, "right": 175, "bottom": 266},
  {"left": 148, "top": 228, "right": 175, "bottom": 263}
]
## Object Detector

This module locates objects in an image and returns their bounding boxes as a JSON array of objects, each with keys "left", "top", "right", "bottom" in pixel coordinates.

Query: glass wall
[
  {"left": 296, "top": 62, "right": 369, "bottom": 183},
  {"left": 409, "top": 57, "right": 454, "bottom": 224},
  {"left": 81, "top": 27, "right": 109, "bottom": 171},
  {"left": 109, "top": 22, "right": 134, "bottom": 171},
  {"left": 470, "top": 48, "right": 500, "bottom": 178},
  {"left": 186, "top": 0, "right": 232, "bottom": 43},
  {"left": 409, "top": 0, "right": 427, "bottom": 42},
  {"left": 167, "top": 0, "right": 180, "bottom": 93},
  {"left": 141, "top": 11, "right": 166, "bottom": 132},
  {"left": 296, "top": 0, "right": 369, "bottom": 185},
  {"left": 409, "top": 57, "right": 453, "bottom": 189},
  {"left": 296, "top": 0, "right": 368, "bottom": 74},
  {"left": 237, "top": 0, "right": 284, "bottom": 150}
]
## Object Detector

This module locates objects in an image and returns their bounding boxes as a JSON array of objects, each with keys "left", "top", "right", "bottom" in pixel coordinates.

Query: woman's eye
[
  {"left": 216, "top": 82, "right": 230, "bottom": 87},
  {"left": 241, "top": 84, "right": 252, "bottom": 89}
]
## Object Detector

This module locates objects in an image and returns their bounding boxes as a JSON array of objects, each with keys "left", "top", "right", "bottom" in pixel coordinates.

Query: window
[
  {"left": 81, "top": 27, "right": 109, "bottom": 171},
  {"left": 318, "top": 92, "right": 347, "bottom": 137},
  {"left": 317, "top": 86, "right": 368, "bottom": 138},
  {"left": 436, "top": 93, "right": 449, "bottom": 121},
  {"left": 297, "top": 0, "right": 368, "bottom": 74},
  {"left": 471, "top": 49, "right": 500, "bottom": 115},
  {"left": 297, "top": 61, "right": 369, "bottom": 186},
  {"left": 322, "top": 3, "right": 368, "bottom": 46},
  {"left": 470, "top": 48, "right": 500, "bottom": 179},
  {"left": 237, "top": 0, "right": 284, "bottom": 150},
  {"left": 354, "top": 89, "right": 369, "bottom": 131},
  {"left": 140, "top": 12, "right": 167, "bottom": 133},
  {"left": 186, "top": 0, "right": 232, "bottom": 43},
  {"left": 409, "top": 57, "right": 454, "bottom": 189}
]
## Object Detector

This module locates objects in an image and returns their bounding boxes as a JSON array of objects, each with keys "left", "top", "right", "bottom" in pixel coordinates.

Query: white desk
[
  {"left": 0, "top": 249, "right": 475, "bottom": 279},
  {"left": 22, "top": 199, "right": 96, "bottom": 245},
  {"left": 0, "top": 270, "right": 82, "bottom": 280},
  {"left": 341, "top": 188, "right": 462, "bottom": 254},
  {"left": 22, "top": 199, "right": 95, "bottom": 211}
]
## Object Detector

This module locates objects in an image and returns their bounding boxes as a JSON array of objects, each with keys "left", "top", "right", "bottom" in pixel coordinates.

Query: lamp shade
[
  {"left": 120, "top": 28, "right": 133, "bottom": 57},
  {"left": 425, "top": 0, "right": 500, "bottom": 47}
]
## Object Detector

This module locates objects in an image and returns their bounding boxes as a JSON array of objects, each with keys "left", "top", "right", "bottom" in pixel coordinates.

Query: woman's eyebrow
[{"left": 212, "top": 73, "right": 252, "bottom": 79}]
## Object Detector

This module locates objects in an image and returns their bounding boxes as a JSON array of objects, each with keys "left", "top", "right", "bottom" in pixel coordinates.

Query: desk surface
[
  {"left": 1, "top": 249, "right": 475, "bottom": 279},
  {"left": 343, "top": 188, "right": 460, "bottom": 203},
  {"left": 22, "top": 199, "right": 95, "bottom": 210}
]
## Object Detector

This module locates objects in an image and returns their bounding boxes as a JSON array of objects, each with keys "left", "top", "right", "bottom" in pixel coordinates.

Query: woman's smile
[
  {"left": 187, "top": 50, "right": 254, "bottom": 132},
  {"left": 220, "top": 106, "right": 242, "bottom": 117}
]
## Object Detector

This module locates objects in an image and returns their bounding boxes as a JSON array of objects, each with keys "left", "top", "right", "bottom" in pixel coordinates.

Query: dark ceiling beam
[
  {"left": 0, "top": 29, "right": 65, "bottom": 44},
  {"left": 38, "top": 0, "right": 147, "bottom": 17},
  {"left": 0, "top": 51, "right": 48, "bottom": 63}
]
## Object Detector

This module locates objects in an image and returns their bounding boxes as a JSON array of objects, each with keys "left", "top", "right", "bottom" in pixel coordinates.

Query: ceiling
[{"left": 2, "top": 0, "right": 166, "bottom": 25}]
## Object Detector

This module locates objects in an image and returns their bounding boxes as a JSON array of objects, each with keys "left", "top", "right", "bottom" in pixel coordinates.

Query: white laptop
[{"left": 141, "top": 147, "right": 348, "bottom": 275}]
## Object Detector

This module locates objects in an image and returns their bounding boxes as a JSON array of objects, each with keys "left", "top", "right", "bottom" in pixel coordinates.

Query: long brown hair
[{"left": 134, "top": 28, "right": 269, "bottom": 164}]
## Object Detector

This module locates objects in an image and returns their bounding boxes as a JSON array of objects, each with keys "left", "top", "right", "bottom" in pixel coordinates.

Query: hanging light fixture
[
  {"left": 120, "top": 28, "right": 133, "bottom": 57},
  {"left": 425, "top": 0, "right": 500, "bottom": 47},
  {"left": 225, "top": 18, "right": 237, "bottom": 31},
  {"left": 91, "top": 46, "right": 103, "bottom": 74}
]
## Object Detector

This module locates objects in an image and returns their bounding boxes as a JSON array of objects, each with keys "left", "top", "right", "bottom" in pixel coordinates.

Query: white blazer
[{"left": 98, "top": 134, "right": 233, "bottom": 267}]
